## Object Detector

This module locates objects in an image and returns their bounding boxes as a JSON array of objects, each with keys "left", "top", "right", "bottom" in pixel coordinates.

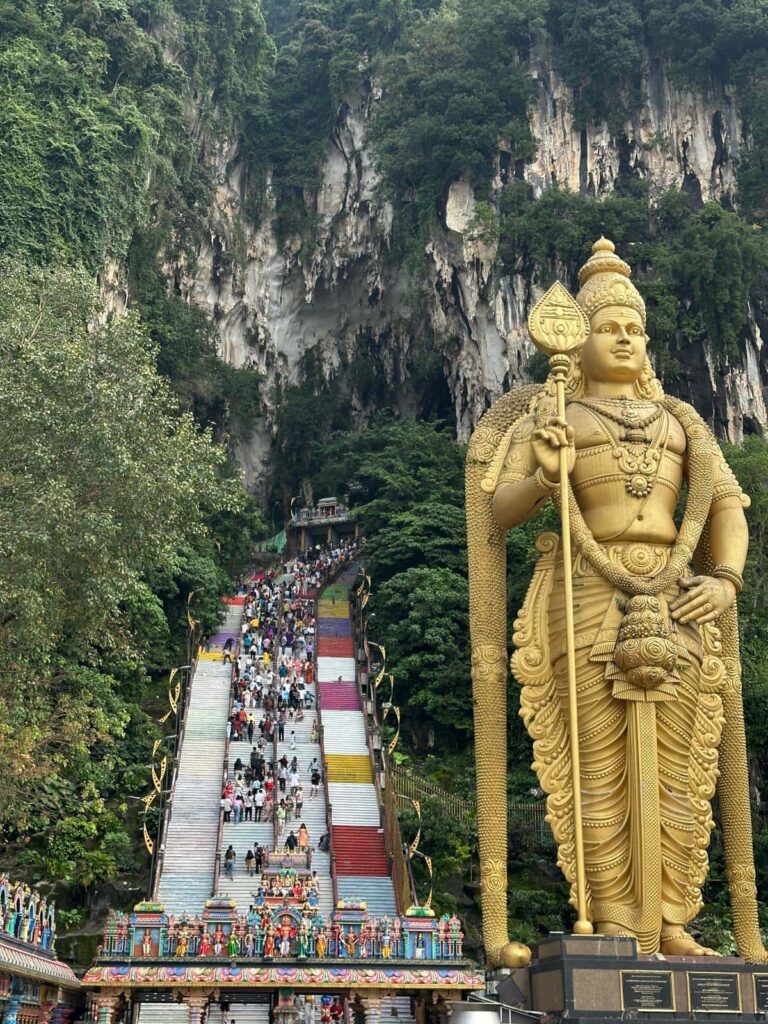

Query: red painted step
[
  {"left": 331, "top": 825, "right": 390, "bottom": 876},
  {"left": 317, "top": 637, "right": 355, "bottom": 658},
  {"left": 318, "top": 681, "right": 361, "bottom": 711}
]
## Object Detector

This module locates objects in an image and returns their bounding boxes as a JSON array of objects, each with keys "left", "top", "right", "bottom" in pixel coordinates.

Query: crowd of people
[
  {"left": 221, "top": 744, "right": 324, "bottom": 822},
  {"left": 219, "top": 540, "right": 359, "bottom": 884}
]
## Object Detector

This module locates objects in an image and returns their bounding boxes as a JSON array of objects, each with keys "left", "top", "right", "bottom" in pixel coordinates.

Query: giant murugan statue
[{"left": 466, "top": 238, "right": 767, "bottom": 968}]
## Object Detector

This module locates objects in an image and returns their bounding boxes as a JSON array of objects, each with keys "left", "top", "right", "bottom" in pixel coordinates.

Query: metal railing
[
  {"left": 390, "top": 764, "right": 552, "bottom": 843},
  {"left": 291, "top": 506, "right": 351, "bottom": 524},
  {"left": 212, "top": 644, "right": 242, "bottom": 895},
  {"left": 151, "top": 655, "right": 198, "bottom": 900}
]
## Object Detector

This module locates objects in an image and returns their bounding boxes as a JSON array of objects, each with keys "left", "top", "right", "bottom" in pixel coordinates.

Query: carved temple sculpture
[{"left": 466, "top": 238, "right": 768, "bottom": 968}]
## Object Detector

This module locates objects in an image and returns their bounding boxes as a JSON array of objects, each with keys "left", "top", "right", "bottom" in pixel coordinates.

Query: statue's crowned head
[
  {"left": 576, "top": 236, "right": 646, "bottom": 325},
  {"left": 566, "top": 237, "right": 662, "bottom": 399}
]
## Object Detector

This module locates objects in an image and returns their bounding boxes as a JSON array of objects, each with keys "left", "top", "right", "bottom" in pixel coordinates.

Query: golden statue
[{"left": 466, "top": 238, "right": 767, "bottom": 968}]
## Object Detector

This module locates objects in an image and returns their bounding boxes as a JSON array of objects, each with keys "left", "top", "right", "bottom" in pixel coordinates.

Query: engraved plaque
[
  {"left": 688, "top": 972, "right": 741, "bottom": 1013},
  {"left": 621, "top": 970, "right": 674, "bottom": 1011},
  {"left": 755, "top": 975, "right": 768, "bottom": 1012}
]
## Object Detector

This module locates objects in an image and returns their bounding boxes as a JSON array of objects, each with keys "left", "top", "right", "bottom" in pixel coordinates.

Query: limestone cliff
[{"left": 175, "top": 46, "right": 766, "bottom": 484}]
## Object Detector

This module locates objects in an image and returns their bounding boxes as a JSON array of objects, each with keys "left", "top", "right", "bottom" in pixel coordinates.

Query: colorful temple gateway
[
  {"left": 0, "top": 876, "right": 79, "bottom": 1024},
  {"left": 84, "top": 898, "right": 480, "bottom": 1010},
  {"left": 95, "top": 897, "right": 466, "bottom": 963}
]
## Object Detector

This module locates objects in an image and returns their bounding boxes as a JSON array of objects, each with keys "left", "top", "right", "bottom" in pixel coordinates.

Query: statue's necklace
[
  {"left": 577, "top": 402, "right": 668, "bottom": 498},
  {"left": 575, "top": 397, "right": 663, "bottom": 435}
]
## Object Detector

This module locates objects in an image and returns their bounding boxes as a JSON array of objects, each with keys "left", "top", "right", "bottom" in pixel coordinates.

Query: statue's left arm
[
  {"left": 670, "top": 450, "right": 749, "bottom": 626},
  {"left": 670, "top": 421, "right": 766, "bottom": 963}
]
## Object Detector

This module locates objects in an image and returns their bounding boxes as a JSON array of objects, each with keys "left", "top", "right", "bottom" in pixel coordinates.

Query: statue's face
[{"left": 581, "top": 305, "right": 647, "bottom": 383}]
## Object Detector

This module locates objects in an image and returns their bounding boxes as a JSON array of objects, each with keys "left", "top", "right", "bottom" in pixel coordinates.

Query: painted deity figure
[
  {"left": 263, "top": 924, "right": 275, "bottom": 958},
  {"left": 11, "top": 887, "right": 23, "bottom": 937},
  {"left": 141, "top": 929, "right": 152, "bottom": 956},
  {"left": 315, "top": 926, "right": 327, "bottom": 958},
  {"left": 297, "top": 918, "right": 310, "bottom": 958},
  {"left": 391, "top": 917, "right": 401, "bottom": 957},
  {"left": 278, "top": 920, "right": 292, "bottom": 957},
  {"left": 213, "top": 926, "right": 224, "bottom": 956},
  {"left": 467, "top": 238, "right": 768, "bottom": 967},
  {"left": 198, "top": 931, "right": 211, "bottom": 956}
]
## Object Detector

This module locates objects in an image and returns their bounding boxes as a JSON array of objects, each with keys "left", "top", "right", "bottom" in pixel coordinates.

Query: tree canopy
[{"left": 0, "top": 262, "right": 264, "bottom": 888}]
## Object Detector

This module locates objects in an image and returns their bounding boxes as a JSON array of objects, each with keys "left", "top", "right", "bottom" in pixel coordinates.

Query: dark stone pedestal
[{"left": 527, "top": 933, "right": 768, "bottom": 1023}]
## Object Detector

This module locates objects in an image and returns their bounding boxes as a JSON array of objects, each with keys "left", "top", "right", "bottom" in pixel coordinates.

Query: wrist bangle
[
  {"left": 712, "top": 565, "right": 744, "bottom": 594},
  {"left": 534, "top": 467, "right": 560, "bottom": 493}
]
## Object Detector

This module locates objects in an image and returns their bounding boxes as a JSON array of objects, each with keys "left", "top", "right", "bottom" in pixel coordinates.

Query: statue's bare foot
[
  {"left": 660, "top": 930, "right": 718, "bottom": 956},
  {"left": 595, "top": 921, "right": 636, "bottom": 939}
]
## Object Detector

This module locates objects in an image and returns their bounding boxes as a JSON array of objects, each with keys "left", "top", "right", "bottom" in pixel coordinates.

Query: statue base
[{"left": 514, "top": 933, "right": 768, "bottom": 1022}]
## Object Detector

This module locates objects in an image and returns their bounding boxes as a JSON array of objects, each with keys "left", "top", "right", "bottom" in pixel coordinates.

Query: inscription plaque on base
[
  {"left": 621, "top": 971, "right": 674, "bottom": 1012},
  {"left": 754, "top": 975, "right": 768, "bottom": 1012},
  {"left": 688, "top": 972, "right": 741, "bottom": 1013}
]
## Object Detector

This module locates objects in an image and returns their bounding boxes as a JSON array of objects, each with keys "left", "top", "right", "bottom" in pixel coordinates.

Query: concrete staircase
[
  {"left": 222, "top": 1005, "right": 271, "bottom": 1024},
  {"left": 336, "top": 876, "right": 397, "bottom": 916},
  {"left": 274, "top": 703, "right": 334, "bottom": 922},
  {"left": 315, "top": 572, "right": 400, "bottom": 918},
  {"left": 156, "top": 603, "right": 241, "bottom": 914},
  {"left": 135, "top": 1006, "right": 188, "bottom": 1024},
  {"left": 138, "top": 995, "right": 272, "bottom": 1024}
]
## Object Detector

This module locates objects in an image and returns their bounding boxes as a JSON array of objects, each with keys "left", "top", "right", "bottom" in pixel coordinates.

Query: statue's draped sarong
[{"left": 515, "top": 539, "right": 725, "bottom": 952}]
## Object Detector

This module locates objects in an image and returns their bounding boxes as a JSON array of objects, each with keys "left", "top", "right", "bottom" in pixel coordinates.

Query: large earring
[{"left": 564, "top": 352, "right": 585, "bottom": 399}]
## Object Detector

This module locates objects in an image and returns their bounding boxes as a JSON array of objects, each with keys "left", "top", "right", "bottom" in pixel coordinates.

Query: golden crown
[{"left": 576, "top": 237, "right": 646, "bottom": 326}]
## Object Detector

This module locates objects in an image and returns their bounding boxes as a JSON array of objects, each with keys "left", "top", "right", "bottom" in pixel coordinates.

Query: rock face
[{"left": 175, "top": 47, "right": 764, "bottom": 484}]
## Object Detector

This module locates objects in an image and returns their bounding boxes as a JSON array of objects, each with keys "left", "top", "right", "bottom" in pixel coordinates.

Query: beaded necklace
[{"left": 576, "top": 402, "right": 669, "bottom": 499}]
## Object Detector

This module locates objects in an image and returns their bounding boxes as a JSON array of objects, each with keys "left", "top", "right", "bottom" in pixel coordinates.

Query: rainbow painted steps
[{"left": 316, "top": 568, "right": 397, "bottom": 917}]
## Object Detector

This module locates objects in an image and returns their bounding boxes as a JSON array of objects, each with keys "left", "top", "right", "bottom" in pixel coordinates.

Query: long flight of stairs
[
  {"left": 217, "top": 709, "right": 274, "bottom": 908},
  {"left": 274, "top": 698, "right": 334, "bottom": 922},
  {"left": 316, "top": 574, "right": 399, "bottom": 919},
  {"left": 141, "top": 563, "right": 414, "bottom": 1024},
  {"left": 156, "top": 602, "right": 241, "bottom": 914}
]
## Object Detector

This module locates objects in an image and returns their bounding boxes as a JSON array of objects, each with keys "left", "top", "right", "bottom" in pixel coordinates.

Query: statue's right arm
[
  {"left": 493, "top": 476, "right": 550, "bottom": 530},
  {"left": 491, "top": 413, "right": 574, "bottom": 530},
  {"left": 491, "top": 415, "right": 551, "bottom": 530}
]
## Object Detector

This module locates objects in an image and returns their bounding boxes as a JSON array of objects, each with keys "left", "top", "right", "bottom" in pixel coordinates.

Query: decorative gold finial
[{"left": 528, "top": 281, "right": 590, "bottom": 357}]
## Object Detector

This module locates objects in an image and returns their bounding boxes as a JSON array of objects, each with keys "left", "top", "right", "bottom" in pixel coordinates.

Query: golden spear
[{"left": 528, "top": 281, "right": 593, "bottom": 936}]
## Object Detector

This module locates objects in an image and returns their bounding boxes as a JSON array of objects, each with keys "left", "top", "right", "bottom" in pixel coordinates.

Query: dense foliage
[
  {"left": 498, "top": 184, "right": 768, "bottom": 372},
  {"left": 0, "top": 263, "right": 265, "bottom": 898}
]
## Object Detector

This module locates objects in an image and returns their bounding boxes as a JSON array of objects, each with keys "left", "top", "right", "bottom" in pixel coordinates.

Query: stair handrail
[
  {"left": 317, "top": 718, "right": 339, "bottom": 909},
  {"left": 212, "top": 635, "right": 241, "bottom": 896},
  {"left": 272, "top": 691, "right": 280, "bottom": 851},
  {"left": 266, "top": 585, "right": 285, "bottom": 852},
  {"left": 351, "top": 576, "right": 414, "bottom": 913},
  {"left": 150, "top": 647, "right": 199, "bottom": 900},
  {"left": 390, "top": 763, "right": 551, "bottom": 842}
]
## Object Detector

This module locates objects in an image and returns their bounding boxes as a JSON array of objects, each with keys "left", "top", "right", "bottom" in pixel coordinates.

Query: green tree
[
  {"left": 0, "top": 261, "right": 246, "bottom": 882},
  {"left": 371, "top": 565, "right": 471, "bottom": 748},
  {"left": 362, "top": 502, "right": 466, "bottom": 581}
]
